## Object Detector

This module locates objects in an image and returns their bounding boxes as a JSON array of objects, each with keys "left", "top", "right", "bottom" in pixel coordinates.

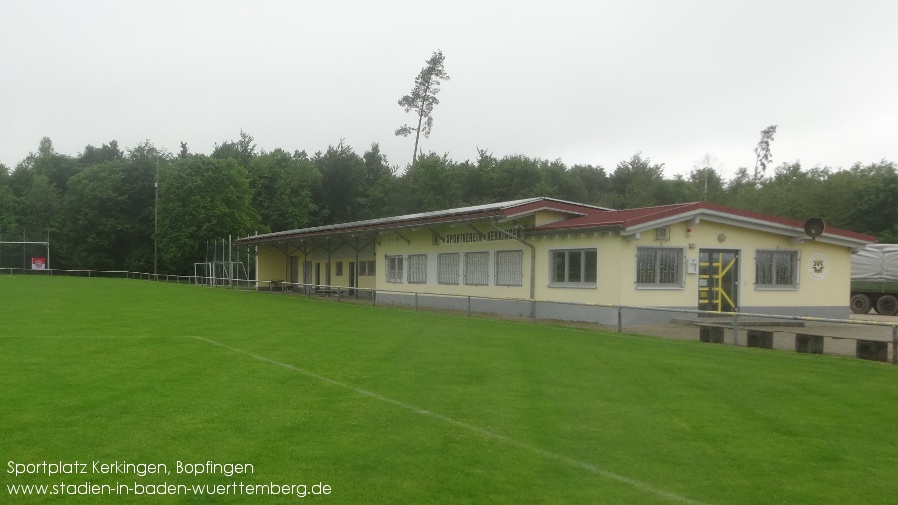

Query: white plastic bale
[{"left": 852, "top": 244, "right": 898, "bottom": 282}]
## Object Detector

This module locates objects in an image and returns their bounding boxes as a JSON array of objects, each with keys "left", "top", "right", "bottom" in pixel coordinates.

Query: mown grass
[{"left": 1, "top": 275, "right": 896, "bottom": 504}]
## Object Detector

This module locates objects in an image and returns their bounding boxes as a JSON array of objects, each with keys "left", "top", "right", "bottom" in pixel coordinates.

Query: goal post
[{"left": 0, "top": 240, "right": 51, "bottom": 273}]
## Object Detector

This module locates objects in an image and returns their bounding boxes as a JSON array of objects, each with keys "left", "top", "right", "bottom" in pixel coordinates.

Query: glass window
[
  {"left": 464, "top": 252, "right": 490, "bottom": 286},
  {"left": 636, "top": 247, "right": 683, "bottom": 287},
  {"left": 359, "top": 260, "right": 376, "bottom": 276},
  {"left": 438, "top": 253, "right": 460, "bottom": 285},
  {"left": 495, "top": 250, "right": 523, "bottom": 286},
  {"left": 756, "top": 250, "right": 798, "bottom": 288},
  {"left": 386, "top": 255, "right": 403, "bottom": 283},
  {"left": 550, "top": 249, "right": 597, "bottom": 285},
  {"left": 407, "top": 254, "right": 427, "bottom": 284}
]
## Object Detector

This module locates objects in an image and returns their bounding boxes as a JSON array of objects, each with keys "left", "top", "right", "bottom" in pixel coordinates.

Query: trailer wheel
[
  {"left": 850, "top": 294, "right": 872, "bottom": 314},
  {"left": 875, "top": 295, "right": 898, "bottom": 316}
]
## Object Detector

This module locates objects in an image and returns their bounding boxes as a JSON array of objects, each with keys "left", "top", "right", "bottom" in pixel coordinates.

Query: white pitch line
[
  {"left": 191, "top": 335, "right": 712, "bottom": 505},
  {"left": 0, "top": 335, "right": 158, "bottom": 338}
]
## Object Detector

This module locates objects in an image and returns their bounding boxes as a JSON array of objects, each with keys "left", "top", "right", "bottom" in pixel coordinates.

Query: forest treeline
[{"left": 1, "top": 132, "right": 896, "bottom": 275}]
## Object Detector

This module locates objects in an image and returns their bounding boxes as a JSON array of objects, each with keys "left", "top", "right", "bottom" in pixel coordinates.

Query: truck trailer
[{"left": 850, "top": 244, "right": 898, "bottom": 315}]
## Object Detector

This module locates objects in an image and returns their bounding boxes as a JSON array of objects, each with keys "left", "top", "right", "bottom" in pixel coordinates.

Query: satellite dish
[{"left": 804, "top": 218, "right": 825, "bottom": 239}]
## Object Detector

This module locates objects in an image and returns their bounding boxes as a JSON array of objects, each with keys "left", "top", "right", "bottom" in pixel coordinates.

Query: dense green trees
[
  {"left": 248, "top": 149, "right": 320, "bottom": 232},
  {"left": 0, "top": 133, "right": 896, "bottom": 274},
  {"left": 609, "top": 153, "right": 667, "bottom": 209},
  {"left": 157, "top": 155, "right": 260, "bottom": 274},
  {"left": 58, "top": 161, "right": 129, "bottom": 270},
  {"left": 314, "top": 142, "right": 370, "bottom": 224},
  {"left": 57, "top": 142, "right": 160, "bottom": 272},
  {"left": 0, "top": 165, "right": 15, "bottom": 233}
]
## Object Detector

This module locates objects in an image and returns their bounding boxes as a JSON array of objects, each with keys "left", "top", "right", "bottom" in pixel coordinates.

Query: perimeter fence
[{"left": 5, "top": 267, "right": 898, "bottom": 365}]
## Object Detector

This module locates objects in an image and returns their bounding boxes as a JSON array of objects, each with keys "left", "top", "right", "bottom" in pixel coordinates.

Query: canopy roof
[{"left": 235, "top": 197, "right": 607, "bottom": 245}]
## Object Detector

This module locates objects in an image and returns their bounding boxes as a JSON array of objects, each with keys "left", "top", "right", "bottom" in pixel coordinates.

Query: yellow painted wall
[
  {"left": 307, "top": 258, "right": 377, "bottom": 290},
  {"left": 257, "top": 246, "right": 286, "bottom": 284},
  {"left": 254, "top": 242, "right": 377, "bottom": 290},
  {"left": 532, "top": 209, "right": 571, "bottom": 226},
  {"left": 252, "top": 215, "right": 855, "bottom": 311},
  {"left": 529, "top": 232, "right": 618, "bottom": 304},
  {"left": 309, "top": 249, "right": 376, "bottom": 288},
  {"left": 613, "top": 220, "right": 852, "bottom": 310},
  {"left": 376, "top": 223, "right": 531, "bottom": 299}
]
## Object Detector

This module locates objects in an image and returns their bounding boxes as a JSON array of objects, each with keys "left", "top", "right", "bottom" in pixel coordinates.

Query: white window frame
[
  {"left": 755, "top": 250, "right": 799, "bottom": 289},
  {"left": 464, "top": 252, "right": 490, "bottom": 286},
  {"left": 549, "top": 249, "right": 597, "bottom": 287},
  {"left": 438, "top": 253, "right": 460, "bottom": 285},
  {"left": 385, "top": 255, "right": 403, "bottom": 284},
  {"left": 495, "top": 250, "right": 524, "bottom": 287},
  {"left": 407, "top": 254, "right": 427, "bottom": 284},
  {"left": 635, "top": 247, "right": 684, "bottom": 288}
]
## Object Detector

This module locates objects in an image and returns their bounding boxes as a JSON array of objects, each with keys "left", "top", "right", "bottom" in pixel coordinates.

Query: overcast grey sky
[{"left": 2, "top": 0, "right": 896, "bottom": 180}]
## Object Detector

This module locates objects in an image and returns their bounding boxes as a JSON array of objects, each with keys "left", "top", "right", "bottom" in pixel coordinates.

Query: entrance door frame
[{"left": 698, "top": 248, "right": 740, "bottom": 313}]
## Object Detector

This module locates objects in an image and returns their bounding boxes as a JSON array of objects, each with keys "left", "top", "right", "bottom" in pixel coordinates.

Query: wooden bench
[
  {"left": 261, "top": 280, "right": 282, "bottom": 291},
  {"left": 316, "top": 287, "right": 349, "bottom": 298}
]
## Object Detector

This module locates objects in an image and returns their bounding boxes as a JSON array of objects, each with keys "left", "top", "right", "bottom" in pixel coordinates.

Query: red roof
[{"left": 534, "top": 201, "right": 876, "bottom": 243}]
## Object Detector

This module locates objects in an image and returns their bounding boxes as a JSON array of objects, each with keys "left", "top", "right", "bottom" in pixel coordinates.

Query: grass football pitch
[{"left": 1, "top": 276, "right": 896, "bottom": 504}]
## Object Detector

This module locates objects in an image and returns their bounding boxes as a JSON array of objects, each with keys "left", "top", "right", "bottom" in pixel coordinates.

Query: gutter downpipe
[{"left": 489, "top": 219, "right": 536, "bottom": 319}]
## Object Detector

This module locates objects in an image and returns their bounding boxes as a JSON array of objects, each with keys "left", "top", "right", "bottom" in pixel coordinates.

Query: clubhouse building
[{"left": 234, "top": 198, "right": 875, "bottom": 324}]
